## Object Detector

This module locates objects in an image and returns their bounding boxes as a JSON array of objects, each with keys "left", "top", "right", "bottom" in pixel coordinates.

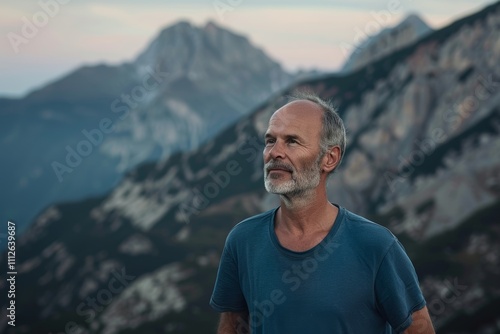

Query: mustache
[{"left": 264, "top": 161, "right": 294, "bottom": 173}]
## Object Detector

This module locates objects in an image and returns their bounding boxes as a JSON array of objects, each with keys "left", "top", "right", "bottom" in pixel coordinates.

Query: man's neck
[{"left": 276, "top": 188, "right": 337, "bottom": 236}]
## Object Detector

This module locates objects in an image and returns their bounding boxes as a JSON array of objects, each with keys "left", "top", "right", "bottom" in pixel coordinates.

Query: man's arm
[
  {"left": 217, "top": 312, "right": 249, "bottom": 334},
  {"left": 404, "top": 306, "right": 435, "bottom": 334}
]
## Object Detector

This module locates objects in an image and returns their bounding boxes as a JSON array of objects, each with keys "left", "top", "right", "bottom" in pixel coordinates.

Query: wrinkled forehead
[{"left": 266, "top": 100, "right": 323, "bottom": 133}]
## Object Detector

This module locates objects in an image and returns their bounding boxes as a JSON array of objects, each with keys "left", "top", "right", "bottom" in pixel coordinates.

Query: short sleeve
[
  {"left": 375, "top": 240, "right": 426, "bottom": 333},
  {"left": 209, "top": 243, "right": 248, "bottom": 313}
]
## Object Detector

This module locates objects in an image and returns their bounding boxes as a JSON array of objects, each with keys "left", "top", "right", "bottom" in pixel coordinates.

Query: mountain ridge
[
  {"left": 0, "top": 20, "right": 293, "bottom": 235},
  {"left": 342, "top": 13, "right": 433, "bottom": 72},
  {"left": 2, "top": 2, "right": 500, "bottom": 333}
]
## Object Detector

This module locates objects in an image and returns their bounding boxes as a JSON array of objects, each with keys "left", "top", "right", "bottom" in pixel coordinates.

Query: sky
[{"left": 0, "top": 0, "right": 497, "bottom": 97}]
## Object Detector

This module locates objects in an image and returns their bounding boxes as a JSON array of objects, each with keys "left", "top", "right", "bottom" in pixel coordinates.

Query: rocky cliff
[
  {"left": 0, "top": 21, "right": 292, "bottom": 235},
  {"left": 1, "top": 2, "right": 499, "bottom": 333},
  {"left": 342, "top": 14, "right": 433, "bottom": 72}
]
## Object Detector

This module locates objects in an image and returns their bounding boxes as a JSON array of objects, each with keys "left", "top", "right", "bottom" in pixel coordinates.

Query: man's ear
[{"left": 322, "top": 146, "right": 341, "bottom": 173}]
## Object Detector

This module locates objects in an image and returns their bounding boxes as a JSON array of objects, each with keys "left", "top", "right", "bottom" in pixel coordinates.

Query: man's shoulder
[
  {"left": 341, "top": 207, "right": 397, "bottom": 249},
  {"left": 226, "top": 208, "right": 276, "bottom": 242}
]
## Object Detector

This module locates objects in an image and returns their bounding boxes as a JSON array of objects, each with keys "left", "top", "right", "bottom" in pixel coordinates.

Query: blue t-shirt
[{"left": 210, "top": 205, "right": 426, "bottom": 333}]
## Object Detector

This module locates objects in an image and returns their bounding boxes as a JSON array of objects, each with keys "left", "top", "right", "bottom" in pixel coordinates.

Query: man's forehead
[{"left": 267, "top": 100, "right": 323, "bottom": 130}]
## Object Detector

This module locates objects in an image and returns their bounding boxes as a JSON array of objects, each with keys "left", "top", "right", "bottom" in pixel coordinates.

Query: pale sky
[{"left": 0, "top": 0, "right": 496, "bottom": 97}]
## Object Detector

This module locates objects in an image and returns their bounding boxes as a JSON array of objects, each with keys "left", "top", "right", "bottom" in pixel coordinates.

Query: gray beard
[{"left": 264, "top": 154, "right": 323, "bottom": 197}]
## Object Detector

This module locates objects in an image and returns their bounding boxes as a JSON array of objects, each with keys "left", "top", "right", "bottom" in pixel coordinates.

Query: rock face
[
  {"left": 342, "top": 14, "right": 433, "bottom": 73},
  {"left": 1, "top": 3, "right": 500, "bottom": 334},
  {"left": 0, "top": 21, "right": 292, "bottom": 235}
]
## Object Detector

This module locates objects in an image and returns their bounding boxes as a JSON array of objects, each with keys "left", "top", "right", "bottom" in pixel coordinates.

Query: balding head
[
  {"left": 281, "top": 92, "right": 346, "bottom": 175},
  {"left": 263, "top": 93, "right": 345, "bottom": 197},
  {"left": 269, "top": 99, "right": 325, "bottom": 151}
]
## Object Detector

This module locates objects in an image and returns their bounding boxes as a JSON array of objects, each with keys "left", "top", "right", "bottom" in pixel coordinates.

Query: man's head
[{"left": 263, "top": 92, "right": 346, "bottom": 197}]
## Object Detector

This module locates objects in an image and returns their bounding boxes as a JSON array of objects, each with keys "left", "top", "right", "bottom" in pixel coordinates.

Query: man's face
[{"left": 263, "top": 100, "right": 325, "bottom": 196}]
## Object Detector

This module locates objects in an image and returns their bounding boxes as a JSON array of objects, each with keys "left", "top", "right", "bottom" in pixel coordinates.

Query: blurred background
[{"left": 1, "top": 0, "right": 499, "bottom": 333}]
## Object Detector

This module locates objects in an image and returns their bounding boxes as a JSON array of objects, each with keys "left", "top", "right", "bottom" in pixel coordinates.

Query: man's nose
[{"left": 266, "top": 140, "right": 285, "bottom": 160}]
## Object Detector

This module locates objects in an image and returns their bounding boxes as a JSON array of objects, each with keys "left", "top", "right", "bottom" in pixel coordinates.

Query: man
[{"left": 210, "top": 92, "right": 434, "bottom": 333}]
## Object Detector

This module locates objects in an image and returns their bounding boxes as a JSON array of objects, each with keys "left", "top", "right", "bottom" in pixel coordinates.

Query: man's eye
[
  {"left": 265, "top": 139, "right": 275, "bottom": 145},
  {"left": 287, "top": 138, "right": 297, "bottom": 144}
]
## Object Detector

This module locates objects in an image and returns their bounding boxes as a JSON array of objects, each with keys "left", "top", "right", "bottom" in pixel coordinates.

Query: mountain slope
[
  {"left": 342, "top": 13, "right": 433, "bottom": 73},
  {"left": 1, "top": 2, "right": 500, "bottom": 333},
  {"left": 0, "top": 21, "right": 292, "bottom": 235}
]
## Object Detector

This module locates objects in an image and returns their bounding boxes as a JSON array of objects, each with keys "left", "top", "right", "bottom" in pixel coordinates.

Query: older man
[{"left": 210, "top": 93, "right": 434, "bottom": 334}]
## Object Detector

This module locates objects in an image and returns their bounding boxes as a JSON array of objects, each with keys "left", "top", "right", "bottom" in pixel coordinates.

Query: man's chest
[{"left": 239, "top": 243, "right": 378, "bottom": 322}]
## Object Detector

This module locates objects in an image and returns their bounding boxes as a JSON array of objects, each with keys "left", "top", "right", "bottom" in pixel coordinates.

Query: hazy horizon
[{"left": 0, "top": 0, "right": 496, "bottom": 97}]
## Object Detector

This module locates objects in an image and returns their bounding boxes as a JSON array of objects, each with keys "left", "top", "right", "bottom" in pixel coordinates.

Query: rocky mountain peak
[
  {"left": 4, "top": 3, "right": 500, "bottom": 333},
  {"left": 403, "top": 13, "right": 431, "bottom": 34},
  {"left": 203, "top": 20, "right": 219, "bottom": 32},
  {"left": 342, "top": 13, "right": 433, "bottom": 72},
  {"left": 134, "top": 20, "right": 286, "bottom": 85},
  {"left": 0, "top": 19, "right": 293, "bottom": 235}
]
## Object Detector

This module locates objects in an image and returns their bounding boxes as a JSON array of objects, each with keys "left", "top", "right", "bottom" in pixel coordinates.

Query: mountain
[
  {"left": 0, "top": 21, "right": 292, "bottom": 235},
  {"left": 342, "top": 13, "right": 433, "bottom": 72},
  {"left": 1, "top": 2, "right": 500, "bottom": 333}
]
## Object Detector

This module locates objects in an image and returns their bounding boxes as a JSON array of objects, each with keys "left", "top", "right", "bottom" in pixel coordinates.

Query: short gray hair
[{"left": 289, "top": 91, "right": 347, "bottom": 173}]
